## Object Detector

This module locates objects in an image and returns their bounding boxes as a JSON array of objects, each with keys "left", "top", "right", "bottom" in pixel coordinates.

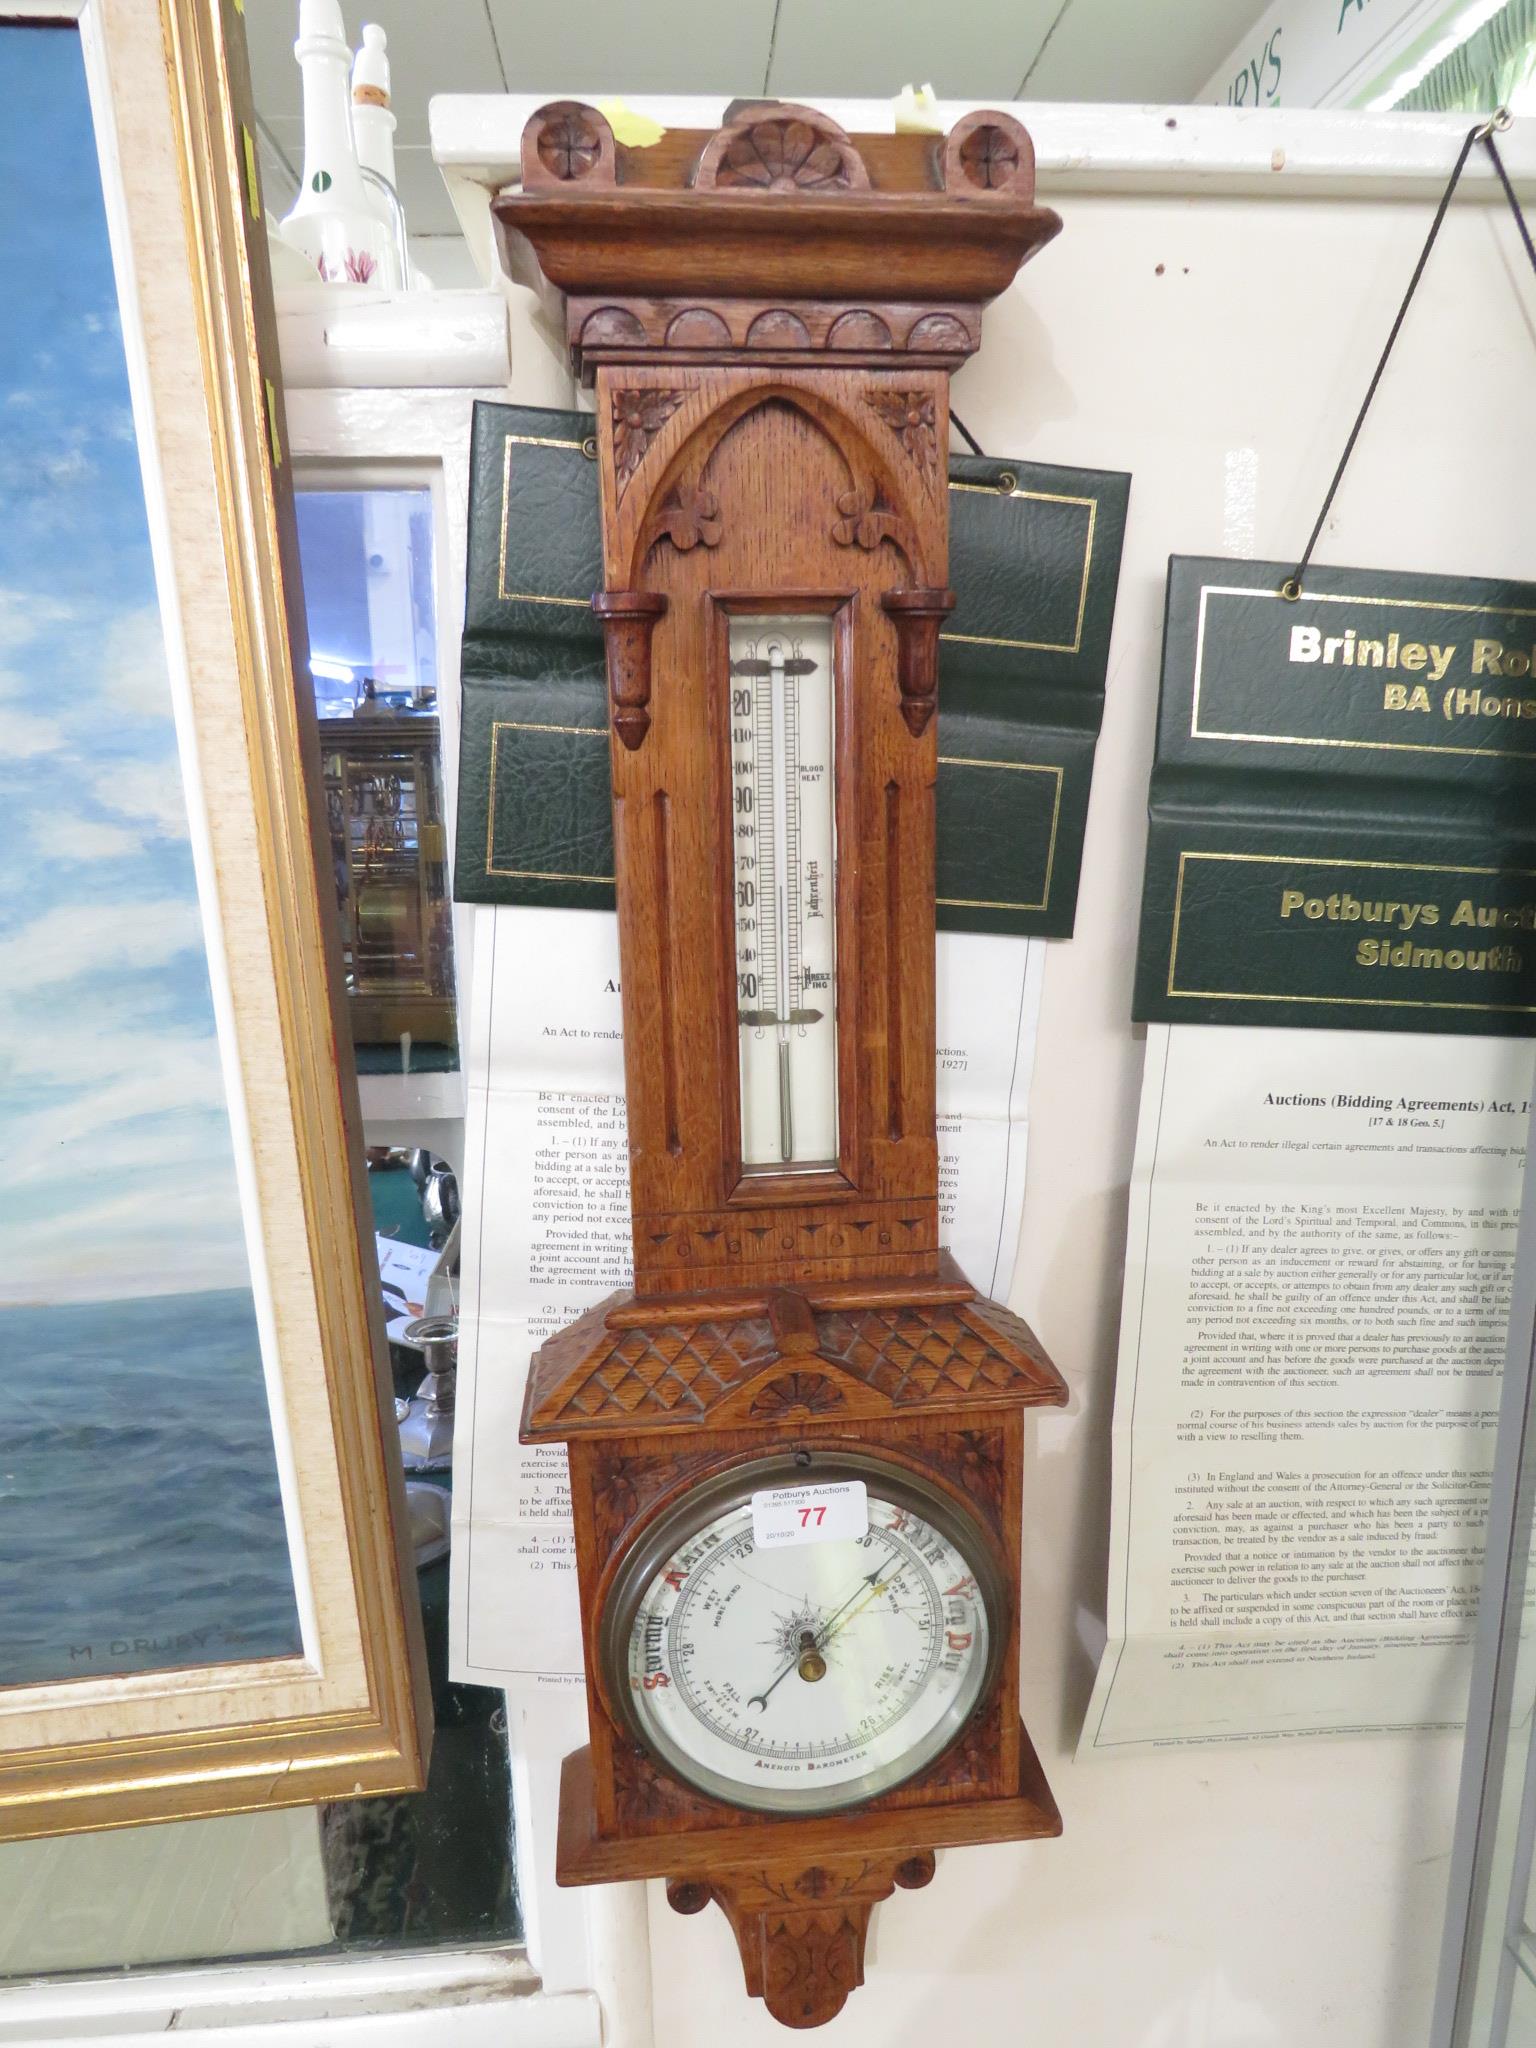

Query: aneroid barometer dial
[{"left": 601, "top": 1456, "right": 1002, "bottom": 1815}]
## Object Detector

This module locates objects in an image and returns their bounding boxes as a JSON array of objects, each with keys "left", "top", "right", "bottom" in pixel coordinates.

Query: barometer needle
[
  {"left": 744, "top": 1550, "right": 902, "bottom": 1712},
  {"left": 818, "top": 1564, "right": 906, "bottom": 1651}
]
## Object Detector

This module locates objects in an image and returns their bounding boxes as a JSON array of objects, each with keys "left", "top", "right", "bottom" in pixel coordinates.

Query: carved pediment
[
  {"left": 521, "top": 1280, "right": 1066, "bottom": 1440},
  {"left": 495, "top": 100, "right": 1061, "bottom": 383}
]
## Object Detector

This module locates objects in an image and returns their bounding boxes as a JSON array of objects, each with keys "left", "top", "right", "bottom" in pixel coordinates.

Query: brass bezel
[{"left": 596, "top": 1447, "right": 1007, "bottom": 1817}]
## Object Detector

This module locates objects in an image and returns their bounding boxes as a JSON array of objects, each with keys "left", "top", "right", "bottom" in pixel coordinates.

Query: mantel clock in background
[
  {"left": 318, "top": 717, "right": 455, "bottom": 1056},
  {"left": 495, "top": 98, "right": 1067, "bottom": 2028}
]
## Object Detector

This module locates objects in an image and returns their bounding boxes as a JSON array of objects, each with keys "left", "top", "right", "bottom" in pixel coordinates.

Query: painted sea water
[
  {"left": 0, "top": 24, "right": 303, "bottom": 1689},
  {"left": 0, "top": 1292, "right": 301, "bottom": 1686}
]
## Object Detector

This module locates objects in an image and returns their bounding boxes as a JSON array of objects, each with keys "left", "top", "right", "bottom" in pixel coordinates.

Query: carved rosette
[
  {"left": 943, "top": 110, "right": 1036, "bottom": 200},
  {"left": 587, "top": 1442, "right": 709, "bottom": 1555},
  {"left": 880, "top": 587, "right": 957, "bottom": 736},
  {"left": 521, "top": 99, "right": 617, "bottom": 188},
  {"left": 539, "top": 107, "right": 603, "bottom": 180},
  {"left": 865, "top": 388, "right": 939, "bottom": 471},
  {"left": 589, "top": 1450, "right": 643, "bottom": 1554},
  {"left": 959, "top": 125, "right": 1019, "bottom": 188},
  {"left": 612, "top": 387, "right": 684, "bottom": 497}
]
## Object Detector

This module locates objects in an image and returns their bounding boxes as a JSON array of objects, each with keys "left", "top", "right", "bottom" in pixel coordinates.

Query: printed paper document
[
  {"left": 450, "top": 904, "right": 1044, "bottom": 1690},
  {"left": 1082, "top": 1023, "right": 1533, "bottom": 1753}
]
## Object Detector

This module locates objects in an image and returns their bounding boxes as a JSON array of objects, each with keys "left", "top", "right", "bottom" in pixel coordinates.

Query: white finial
[
  {"left": 353, "top": 21, "right": 390, "bottom": 101},
  {"left": 351, "top": 21, "right": 411, "bottom": 286},
  {"left": 294, "top": 0, "right": 348, "bottom": 65},
  {"left": 278, "top": 0, "right": 399, "bottom": 288}
]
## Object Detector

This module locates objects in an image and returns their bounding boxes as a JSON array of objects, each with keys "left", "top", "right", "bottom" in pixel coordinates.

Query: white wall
[
  {"left": 469, "top": 103, "right": 1536, "bottom": 2048},
  {"left": 1199, "top": 0, "right": 1467, "bottom": 107}
]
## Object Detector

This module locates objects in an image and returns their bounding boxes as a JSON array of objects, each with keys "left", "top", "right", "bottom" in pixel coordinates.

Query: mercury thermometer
[{"left": 728, "top": 615, "right": 837, "bottom": 1170}]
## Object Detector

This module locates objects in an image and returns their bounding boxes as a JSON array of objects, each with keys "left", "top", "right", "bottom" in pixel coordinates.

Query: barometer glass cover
[{"left": 602, "top": 1456, "right": 1000, "bottom": 1815}]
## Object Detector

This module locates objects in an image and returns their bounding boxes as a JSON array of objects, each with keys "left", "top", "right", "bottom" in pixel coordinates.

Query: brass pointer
[{"left": 745, "top": 1550, "right": 902, "bottom": 1712}]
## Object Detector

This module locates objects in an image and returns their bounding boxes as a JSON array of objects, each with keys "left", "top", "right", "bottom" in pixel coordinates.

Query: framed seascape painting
[{"left": 0, "top": 0, "right": 428, "bottom": 1837}]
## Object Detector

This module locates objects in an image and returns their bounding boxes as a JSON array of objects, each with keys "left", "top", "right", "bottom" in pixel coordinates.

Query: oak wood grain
[
  {"left": 496, "top": 103, "right": 1059, "bottom": 383},
  {"left": 500, "top": 98, "right": 1064, "bottom": 2030},
  {"left": 557, "top": 1728, "right": 1062, "bottom": 1886}
]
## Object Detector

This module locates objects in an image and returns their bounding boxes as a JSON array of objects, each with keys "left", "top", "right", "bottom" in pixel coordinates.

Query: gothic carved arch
[{"left": 622, "top": 382, "right": 932, "bottom": 588}]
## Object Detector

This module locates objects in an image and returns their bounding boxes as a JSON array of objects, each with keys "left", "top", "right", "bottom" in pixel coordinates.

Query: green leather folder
[
  {"left": 1135, "top": 555, "right": 1536, "bottom": 1034},
  {"left": 455, "top": 402, "right": 1129, "bottom": 938}
]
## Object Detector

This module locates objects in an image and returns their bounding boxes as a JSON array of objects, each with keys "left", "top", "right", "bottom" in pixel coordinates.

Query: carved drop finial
[
  {"left": 881, "top": 587, "right": 957, "bottom": 736},
  {"left": 593, "top": 590, "right": 667, "bottom": 750}
]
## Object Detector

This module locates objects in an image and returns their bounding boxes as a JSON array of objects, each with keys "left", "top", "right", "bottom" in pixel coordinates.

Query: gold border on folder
[
  {"left": 486, "top": 720, "right": 614, "bottom": 882},
  {"left": 498, "top": 431, "right": 599, "bottom": 607},
  {"left": 935, "top": 759, "right": 1062, "bottom": 914},
  {"left": 1167, "top": 851, "right": 1536, "bottom": 1013},
  {"left": 1190, "top": 584, "right": 1536, "bottom": 761},
  {"left": 944, "top": 482, "right": 1097, "bottom": 656}
]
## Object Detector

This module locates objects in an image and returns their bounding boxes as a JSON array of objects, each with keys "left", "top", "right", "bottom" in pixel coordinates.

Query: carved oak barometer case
[{"left": 498, "top": 99, "right": 1066, "bottom": 2028}]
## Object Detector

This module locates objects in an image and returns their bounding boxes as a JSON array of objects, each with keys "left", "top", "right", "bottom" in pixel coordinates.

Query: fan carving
[{"left": 696, "top": 108, "right": 869, "bottom": 194}]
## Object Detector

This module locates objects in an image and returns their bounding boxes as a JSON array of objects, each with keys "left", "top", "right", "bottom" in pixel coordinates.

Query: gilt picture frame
[{"left": 0, "top": 0, "right": 429, "bottom": 1837}]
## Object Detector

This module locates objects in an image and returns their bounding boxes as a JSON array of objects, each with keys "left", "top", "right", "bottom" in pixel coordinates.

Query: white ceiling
[{"left": 244, "top": 0, "right": 1266, "bottom": 278}]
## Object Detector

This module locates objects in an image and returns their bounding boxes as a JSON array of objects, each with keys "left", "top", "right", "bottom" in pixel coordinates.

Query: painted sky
[{"left": 0, "top": 25, "right": 255, "bottom": 1305}]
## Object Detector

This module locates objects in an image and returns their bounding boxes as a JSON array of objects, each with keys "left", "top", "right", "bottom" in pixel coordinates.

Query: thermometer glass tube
[{"left": 728, "top": 615, "right": 837, "bottom": 1171}]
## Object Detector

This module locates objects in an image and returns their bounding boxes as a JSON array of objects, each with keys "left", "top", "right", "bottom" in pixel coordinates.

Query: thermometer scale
[{"left": 728, "top": 615, "right": 837, "bottom": 1171}]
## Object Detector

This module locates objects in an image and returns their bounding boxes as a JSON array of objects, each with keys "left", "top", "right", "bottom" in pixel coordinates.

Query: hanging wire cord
[
  {"left": 1283, "top": 109, "right": 1535, "bottom": 601},
  {"left": 950, "top": 410, "right": 986, "bottom": 457}
]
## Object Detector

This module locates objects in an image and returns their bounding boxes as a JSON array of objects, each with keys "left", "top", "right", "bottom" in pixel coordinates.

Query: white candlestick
[{"left": 277, "top": 0, "right": 395, "bottom": 288}]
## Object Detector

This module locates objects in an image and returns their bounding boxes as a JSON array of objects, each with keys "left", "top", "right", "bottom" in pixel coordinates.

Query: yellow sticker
[
  {"left": 241, "top": 124, "right": 261, "bottom": 220},
  {"left": 594, "top": 96, "right": 666, "bottom": 148},
  {"left": 264, "top": 378, "right": 282, "bottom": 468}
]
